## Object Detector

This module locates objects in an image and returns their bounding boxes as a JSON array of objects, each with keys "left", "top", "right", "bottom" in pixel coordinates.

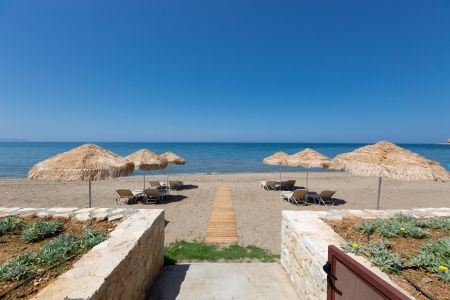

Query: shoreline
[{"left": 0, "top": 169, "right": 345, "bottom": 180}]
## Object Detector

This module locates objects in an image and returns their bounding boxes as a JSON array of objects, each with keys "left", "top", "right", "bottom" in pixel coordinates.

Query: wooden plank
[{"left": 204, "top": 186, "right": 239, "bottom": 244}]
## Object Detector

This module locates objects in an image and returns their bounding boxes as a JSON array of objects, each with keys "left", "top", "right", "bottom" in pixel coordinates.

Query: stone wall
[
  {"left": 19, "top": 208, "right": 167, "bottom": 300},
  {"left": 281, "top": 208, "right": 450, "bottom": 300}
]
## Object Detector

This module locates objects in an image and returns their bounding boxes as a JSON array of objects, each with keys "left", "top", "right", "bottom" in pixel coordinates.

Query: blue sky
[{"left": 0, "top": 0, "right": 449, "bottom": 143}]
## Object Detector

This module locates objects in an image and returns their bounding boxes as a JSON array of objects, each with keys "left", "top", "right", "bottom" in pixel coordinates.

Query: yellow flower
[
  {"left": 438, "top": 265, "right": 448, "bottom": 271},
  {"left": 399, "top": 227, "right": 406, "bottom": 231},
  {"left": 352, "top": 243, "right": 359, "bottom": 248}
]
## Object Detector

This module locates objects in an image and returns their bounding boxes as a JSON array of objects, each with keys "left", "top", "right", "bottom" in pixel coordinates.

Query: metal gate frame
[{"left": 325, "top": 245, "right": 409, "bottom": 300}]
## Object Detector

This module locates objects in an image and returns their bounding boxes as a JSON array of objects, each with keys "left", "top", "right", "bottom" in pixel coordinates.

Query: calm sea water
[{"left": 0, "top": 142, "right": 449, "bottom": 178}]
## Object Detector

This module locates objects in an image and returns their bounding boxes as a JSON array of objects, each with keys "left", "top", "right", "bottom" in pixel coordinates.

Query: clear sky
[{"left": 0, "top": 0, "right": 449, "bottom": 143}]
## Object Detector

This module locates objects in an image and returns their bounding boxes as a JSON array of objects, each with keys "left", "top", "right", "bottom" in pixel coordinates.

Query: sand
[{"left": 1, "top": 172, "right": 449, "bottom": 253}]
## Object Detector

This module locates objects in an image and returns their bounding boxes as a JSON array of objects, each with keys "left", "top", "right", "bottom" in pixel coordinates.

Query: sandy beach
[{"left": 1, "top": 172, "right": 449, "bottom": 253}]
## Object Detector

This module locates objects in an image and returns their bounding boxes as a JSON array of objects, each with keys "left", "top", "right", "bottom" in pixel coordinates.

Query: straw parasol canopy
[
  {"left": 331, "top": 141, "right": 449, "bottom": 209},
  {"left": 126, "top": 149, "right": 168, "bottom": 171},
  {"left": 331, "top": 141, "right": 449, "bottom": 182},
  {"left": 285, "top": 148, "right": 331, "bottom": 168},
  {"left": 160, "top": 151, "right": 186, "bottom": 165},
  {"left": 28, "top": 144, "right": 135, "bottom": 182},
  {"left": 285, "top": 148, "right": 331, "bottom": 188},
  {"left": 263, "top": 151, "right": 289, "bottom": 184},
  {"left": 263, "top": 151, "right": 288, "bottom": 166}
]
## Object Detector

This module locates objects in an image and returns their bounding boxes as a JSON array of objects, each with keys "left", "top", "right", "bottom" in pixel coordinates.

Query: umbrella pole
[
  {"left": 376, "top": 176, "right": 382, "bottom": 210},
  {"left": 144, "top": 175, "right": 146, "bottom": 190},
  {"left": 306, "top": 171, "right": 309, "bottom": 190},
  {"left": 88, "top": 178, "right": 92, "bottom": 208}
]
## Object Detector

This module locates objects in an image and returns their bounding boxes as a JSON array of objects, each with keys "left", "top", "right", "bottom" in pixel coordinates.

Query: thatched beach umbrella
[
  {"left": 160, "top": 151, "right": 186, "bottom": 184},
  {"left": 331, "top": 141, "right": 449, "bottom": 209},
  {"left": 28, "top": 144, "right": 135, "bottom": 207},
  {"left": 160, "top": 151, "right": 186, "bottom": 165},
  {"left": 263, "top": 151, "right": 289, "bottom": 183},
  {"left": 126, "top": 149, "right": 168, "bottom": 189},
  {"left": 285, "top": 148, "right": 331, "bottom": 189}
]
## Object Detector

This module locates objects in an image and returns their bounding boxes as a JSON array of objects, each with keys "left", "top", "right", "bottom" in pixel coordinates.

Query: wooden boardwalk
[{"left": 204, "top": 186, "right": 239, "bottom": 244}]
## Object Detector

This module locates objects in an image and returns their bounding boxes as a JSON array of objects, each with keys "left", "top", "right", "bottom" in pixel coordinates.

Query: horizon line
[{"left": 0, "top": 140, "right": 446, "bottom": 145}]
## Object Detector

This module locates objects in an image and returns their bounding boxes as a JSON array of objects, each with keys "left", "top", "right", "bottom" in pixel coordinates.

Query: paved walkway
[
  {"left": 204, "top": 186, "right": 239, "bottom": 244},
  {"left": 147, "top": 263, "right": 298, "bottom": 300}
]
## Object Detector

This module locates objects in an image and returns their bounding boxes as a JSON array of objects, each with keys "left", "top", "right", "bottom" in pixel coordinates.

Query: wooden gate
[{"left": 324, "top": 245, "right": 409, "bottom": 300}]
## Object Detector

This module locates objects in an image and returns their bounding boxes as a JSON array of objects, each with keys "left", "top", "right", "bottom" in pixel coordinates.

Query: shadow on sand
[
  {"left": 161, "top": 195, "right": 188, "bottom": 204},
  {"left": 180, "top": 184, "right": 198, "bottom": 190},
  {"left": 147, "top": 264, "right": 190, "bottom": 300},
  {"left": 331, "top": 198, "right": 346, "bottom": 206}
]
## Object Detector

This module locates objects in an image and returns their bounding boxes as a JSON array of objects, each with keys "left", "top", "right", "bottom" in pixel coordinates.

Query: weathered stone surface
[
  {"left": 36, "top": 211, "right": 50, "bottom": 218},
  {"left": 16, "top": 208, "right": 39, "bottom": 216},
  {"left": 108, "top": 214, "right": 123, "bottom": 221},
  {"left": 75, "top": 208, "right": 96, "bottom": 214},
  {"left": 92, "top": 212, "right": 108, "bottom": 221},
  {"left": 48, "top": 207, "right": 78, "bottom": 213},
  {"left": 74, "top": 213, "right": 91, "bottom": 222},
  {"left": 0, "top": 207, "right": 21, "bottom": 216}
]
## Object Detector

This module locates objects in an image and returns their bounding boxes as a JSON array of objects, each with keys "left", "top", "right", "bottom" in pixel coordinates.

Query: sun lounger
[
  {"left": 281, "top": 189, "right": 308, "bottom": 205},
  {"left": 317, "top": 190, "right": 336, "bottom": 205},
  {"left": 168, "top": 180, "right": 183, "bottom": 190},
  {"left": 282, "top": 180, "right": 296, "bottom": 191},
  {"left": 116, "top": 189, "right": 138, "bottom": 205},
  {"left": 143, "top": 188, "right": 167, "bottom": 204},
  {"left": 263, "top": 180, "right": 278, "bottom": 190},
  {"left": 148, "top": 180, "right": 166, "bottom": 190}
]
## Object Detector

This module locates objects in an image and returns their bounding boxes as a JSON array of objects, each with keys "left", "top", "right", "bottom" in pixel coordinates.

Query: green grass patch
[
  {"left": 164, "top": 241, "right": 278, "bottom": 265},
  {"left": 22, "top": 220, "right": 63, "bottom": 243}
]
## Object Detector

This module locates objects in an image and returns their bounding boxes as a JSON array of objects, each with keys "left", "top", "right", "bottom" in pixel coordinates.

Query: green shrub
[
  {"left": 356, "top": 219, "right": 383, "bottom": 235},
  {"left": 0, "top": 217, "right": 24, "bottom": 235},
  {"left": 32, "top": 234, "right": 79, "bottom": 266},
  {"left": 417, "top": 218, "right": 450, "bottom": 231},
  {"left": 367, "top": 240, "right": 403, "bottom": 273},
  {"left": 392, "top": 213, "right": 416, "bottom": 224},
  {"left": 341, "top": 241, "right": 365, "bottom": 255},
  {"left": 78, "top": 229, "right": 107, "bottom": 250},
  {"left": 355, "top": 213, "right": 428, "bottom": 239},
  {"left": 22, "top": 220, "right": 62, "bottom": 242},
  {"left": 0, "top": 228, "right": 108, "bottom": 282},
  {"left": 409, "top": 237, "right": 450, "bottom": 281},
  {"left": 0, "top": 255, "right": 33, "bottom": 281}
]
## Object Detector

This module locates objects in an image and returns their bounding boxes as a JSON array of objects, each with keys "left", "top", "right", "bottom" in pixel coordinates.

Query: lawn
[{"left": 164, "top": 241, "right": 279, "bottom": 265}]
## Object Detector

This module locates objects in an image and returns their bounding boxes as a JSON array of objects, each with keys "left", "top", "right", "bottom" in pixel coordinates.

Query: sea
[{"left": 0, "top": 142, "right": 449, "bottom": 178}]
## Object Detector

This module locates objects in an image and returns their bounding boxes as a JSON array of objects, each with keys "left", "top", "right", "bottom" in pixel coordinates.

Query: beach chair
[
  {"left": 317, "top": 190, "right": 336, "bottom": 205},
  {"left": 143, "top": 188, "right": 166, "bottom": 204},
  {"left": 283, "top": 180, "right": 296, "bottom": 191},
  {"left": 168, "top": 180, "right": 183, "bottom": 190},
  {"left": 263, "top": 181, "right": 278, "bottom": 190},
  {"left": 148, "top": 180, "right": 166, "bottom": 190},
  {"left": 281, "top": 189, "right": 308, "bottom": 205},
  {"left": 116, "top": 189, "right": 138, "bottom": 205}
]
